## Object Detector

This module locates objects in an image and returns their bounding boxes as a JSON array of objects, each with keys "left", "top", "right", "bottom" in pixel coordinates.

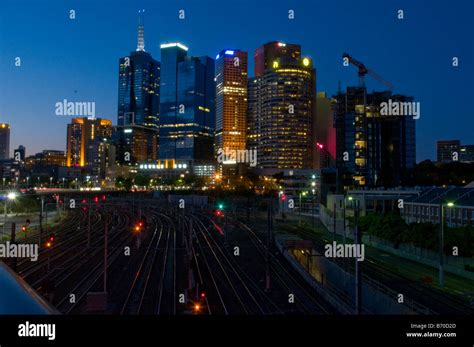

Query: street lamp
[
  {"left": 3, "top": 192, "right": 17, "bottom": 237},
  {"left": 439, "top": 201, "right": 455, "bottom": 287}
]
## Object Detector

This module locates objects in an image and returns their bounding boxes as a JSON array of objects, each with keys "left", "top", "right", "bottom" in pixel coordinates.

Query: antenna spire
[{"left": 136, "top": 9, "right": 145, "bottom": 52}]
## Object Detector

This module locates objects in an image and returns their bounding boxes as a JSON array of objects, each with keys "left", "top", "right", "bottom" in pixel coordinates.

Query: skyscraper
[
  {"left": 116, "top": 12, "right": 160, "bottom": 166},
  {"left": 334, "top": 87, "right": 416, "bottom": 187},
  {"left": 117, "top": 11, "right": 160, "bottom": 129},
  {"left": 0, "top": 124, "right": 11, "bottom": 160},
  {"left": 247, "top": 42, "right": 316, "bottom": 172},
  {"left": 315, "top": 92, "right": 336, "bottom": 169},
  {"left": 254, "top": 41, "right": 301, "bottom": 77},
  {"left": 159, "top": 42, "right": 215, "bottom": 170},
  {"left": 66, "top": 117, "right": 113, "bottom": 168},
  {"left": 215, "top": 49, "right": 248, "bottom": 172}
]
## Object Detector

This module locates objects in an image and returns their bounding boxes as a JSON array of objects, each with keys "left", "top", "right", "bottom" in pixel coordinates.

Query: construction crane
[{"left": 342, "top": 52, "right": 394, "bottom": 91}]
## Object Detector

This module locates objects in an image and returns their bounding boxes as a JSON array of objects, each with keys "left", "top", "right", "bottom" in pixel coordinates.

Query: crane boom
[{"left": 342, "top": 52, "right": 393, "bottom": 91}]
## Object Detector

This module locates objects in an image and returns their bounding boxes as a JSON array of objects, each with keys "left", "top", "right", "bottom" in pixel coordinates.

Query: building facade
[
  {"left": 437, "top": 140, "right": 460, "bottom": 163},
  {"left": 0, "top": 124, "right": 11, "bottom": 160},
  {"left": 400, "top": 187, "right": 474, "bottom": 227},
  {"left": 334, "top": 87, "right": 416, "bottom": 187},
  {"left": 116, "top": 13, "right": 159, "bottom": 166},
  {"left": 215, "top": 49, "right": 248, "bottom": 173},
  {"left": 66, "top": 117, "right": 113, "bottom": 169},
  {"left": 159, "top": 43, "right": 215, "bottom": 169},
  {"left": 117, "top": 14, "right": 160, "bottom": 129},
  {"left": 114, "top": 125, "right": 157, "bottom": 165},
  {"left": 247, "top": 42, "right": 316, "bottom": 172}
]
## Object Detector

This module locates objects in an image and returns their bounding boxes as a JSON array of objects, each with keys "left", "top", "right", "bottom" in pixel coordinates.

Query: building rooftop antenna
[{"left": 136, "top": 9, "right": 145, "bottom": 52}]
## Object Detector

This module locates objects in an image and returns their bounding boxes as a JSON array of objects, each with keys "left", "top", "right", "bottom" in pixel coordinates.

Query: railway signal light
[
  {"left": 134, "top": 220, "right": 145, "bottom": 233},
  {"left": 214, "top": 209, "right": 224, "bottom": 217},
  {"left": 45, "top": 233, "right": 55, "bottom": 249},
  {"left": 21, "top": 225, "right": 27, "bottom": 232}
]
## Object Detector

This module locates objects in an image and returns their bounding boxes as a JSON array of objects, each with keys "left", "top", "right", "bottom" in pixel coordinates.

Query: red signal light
[
  {"left": 200, "top": 292, "right": 206, "bottom": 299},
  {"left": 21, "top": 225, "right": 27, "bottom": 232},
  {"left": 48, "top": 233, "right": 55, "bottom": 242},
  {"left": 94, "top": 196, "right": 99, "bottom": 203},
  {"left": 281, "top": 194, "right": 286, "bottom": 201},
  {"left": 102, "top": 195, "right": 106, "bottom": 201}
]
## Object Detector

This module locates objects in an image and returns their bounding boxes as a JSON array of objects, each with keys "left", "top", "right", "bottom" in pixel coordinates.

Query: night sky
[{"left": 0, "top": 0, "right": 472, "bottom": 161}]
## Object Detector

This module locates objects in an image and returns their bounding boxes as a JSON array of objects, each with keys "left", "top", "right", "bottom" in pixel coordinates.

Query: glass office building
[{"left": 159, "top": 43, "right": 215, "bottom": 164}]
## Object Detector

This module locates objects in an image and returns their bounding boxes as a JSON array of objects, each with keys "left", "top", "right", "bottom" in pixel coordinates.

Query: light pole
[
  {"left": 26, "top": 176, "right": 30, "bottom": 188},
  {"left": 353, "top": 198, "right": 362, "bottom": 314},
  {"left": 3, "top": 192, "right": 17, "bottom": 238},
  {"left": 346, "top": 196, "right": 353, "bottom": 242},
  {"left": 439, "top": 201, "right": 454, "bottom": 287},
  {"left": 49, "top": 177, "right": 53, "bottom": 187}
]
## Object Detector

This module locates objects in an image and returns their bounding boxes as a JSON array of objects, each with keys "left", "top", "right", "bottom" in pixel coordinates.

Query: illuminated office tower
[
  {"left": 159, "top": 42, "right": 215, "bottom": 168},
  {"left": 247, "top": 42, "right": 316, "bottom": 171},
  {"left": 0, "top": 124, "right": 11, "bottom": 159},
  {"left": 66, "top": 117, "right": 113, "bottom": 168},
  {"left": 117, "top": 11, "right": 160, "bottom": 129},
  {"left": 215, "top": 49, "right": 248, "bottom": 171}
]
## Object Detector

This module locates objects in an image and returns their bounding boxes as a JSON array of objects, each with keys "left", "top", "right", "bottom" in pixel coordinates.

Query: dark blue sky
[{"left": 0, "top": 0, "right": 472, "bottom": 160}]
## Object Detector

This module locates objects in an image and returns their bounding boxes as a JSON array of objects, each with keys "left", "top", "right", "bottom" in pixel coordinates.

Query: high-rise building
[
  {"left": 0, "top": 124, "right": 11, "bottom": 160},
  {"left": 254, "top": 41, "right": 301, "bottom": 77},
  {"left": 159, "top": 42, "right": 215, "bottom": 168},
  {"left": 334, "top": 87, "right": 416, "bottom": 187},
  {"left": 215, "top": 49, "right": 248, "bottom": 172},
  {"left": 117, "top": 11, "right": 160, "bottom": 129},
  {"left": 66, "top": 117, "right": 113, "bottom": 168},
  {"left": 315, "top": 92, "right": 336, "bottom": 169},
  {"left": 437, "top": 140, "right": 460, "bottom": 163},
  {"left": 247, "top": 42, "right": 316, "bottom": 172}
]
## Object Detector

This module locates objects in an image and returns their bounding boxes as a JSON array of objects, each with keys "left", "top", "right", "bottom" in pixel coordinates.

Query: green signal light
[{"left": 218, "top": 204, "right": 224, "bottom": 210}]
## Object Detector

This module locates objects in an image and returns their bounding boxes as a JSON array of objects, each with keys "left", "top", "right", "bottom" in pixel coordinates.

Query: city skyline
[{"left": 0, "top": 0, "right": 472, "bottom": 160}]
